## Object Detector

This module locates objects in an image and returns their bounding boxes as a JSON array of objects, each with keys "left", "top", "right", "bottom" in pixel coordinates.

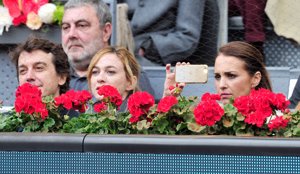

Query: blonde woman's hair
[{"left": 87, "top": 46, "right": 140, "bottom": 93}]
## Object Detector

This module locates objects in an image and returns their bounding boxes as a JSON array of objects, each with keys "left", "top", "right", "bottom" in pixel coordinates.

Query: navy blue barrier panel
[
  {"left": 1, "top": 133, "right": 300, "bottom": 156},
  {"left": 1, "top": 133, "right": 300, "bottom": 173},
  {"left": 1, "top": 151, "right": 300, "bottom": 174}
]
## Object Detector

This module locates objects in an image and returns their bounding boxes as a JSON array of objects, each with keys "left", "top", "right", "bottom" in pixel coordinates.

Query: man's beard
[
  {"left": 66, "top": 38, "right": 105, "bottom": 71},
  {"left": 68, "top": 52, "right": 92, "bottom": 71}
]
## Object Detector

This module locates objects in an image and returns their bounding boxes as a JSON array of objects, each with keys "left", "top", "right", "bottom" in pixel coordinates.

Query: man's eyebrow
[
  {"left": 62, "top": 19, "right": 89, "bottom": 24},
  {"left": 18, "top": 64, "right": 26, "bottom": 68},
  {"left": 75, "top": 19, "right": 91, "bottom": 24},
  {"left": 18, "top": 62, "right": 47, "bottom": 68},
  {"left": 34, "top": 62, "right": 48, "bottom": 66}
]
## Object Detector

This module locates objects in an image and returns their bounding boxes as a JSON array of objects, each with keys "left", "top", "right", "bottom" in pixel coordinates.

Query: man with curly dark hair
[{"left": 9, "top": 36, "right": 70, "bottom": 97}]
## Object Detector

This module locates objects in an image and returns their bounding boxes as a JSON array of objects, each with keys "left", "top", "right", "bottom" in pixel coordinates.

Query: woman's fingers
[{"left": 165, "top": 64, "right": 171, "bottom": 74}]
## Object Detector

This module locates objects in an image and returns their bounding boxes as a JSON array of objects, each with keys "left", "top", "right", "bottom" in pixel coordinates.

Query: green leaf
[
  {"left": 223, "top": 103, "right": 237, "bottom": 117},
  {"left": 89, "top": 117, "right": 98, "bottom": 123},
  {"left": 154, "top": 118, "right": 169, "bottom": 134},
  {"left": 137, "top": 120, "right": 150, "bottom": 130},
  {"left": 293, "top": 127, "right": 300, "bottom": 136},
  {"left": 236, "top": 113, "right": 245, "bottom": 121},
  {"left": 42, "top": 118, "right": 55, "bottom": 132},
  {"left": 0, "top": 115, "right": 8, "bottom": 130},
  {"left": 182, "top": 113, "right": 194, "bottom": 122},
  {"left": 283, "top": 130, "right": 293, "bottom": 137},
  {"left": 156, "top": 113, "right": 166, "bottom": 119},
  {"left": 24, "top": 121, "right": 40, "bottom": 132},
  {"left": 187, "top": 122, "right": 206, "bottom": 133},
  {"left": 222, "top": 117, "right": 234, "bottom": 128},
  {"left": 176, "top": 123, "right": 187, "bottom": 131},
  {"left": 108, "top": 115, "right": 116, "bottom": 120},
  {"left": 43, "top": 95, "right": 55, "bottom": 103},
  {"left": 53, "top": 5, "right": 64, "bottom": 25},
  {"left": 207, "top": 126, "right": 218, "bottom": 134},
  {"left": 235, "top": 127, "right": 254, "bottom": 136}
]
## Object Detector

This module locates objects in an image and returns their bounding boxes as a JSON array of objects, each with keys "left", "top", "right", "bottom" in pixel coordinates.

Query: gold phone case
[{"left": 175, "top": 64, "right": 208, "bottom": 84}]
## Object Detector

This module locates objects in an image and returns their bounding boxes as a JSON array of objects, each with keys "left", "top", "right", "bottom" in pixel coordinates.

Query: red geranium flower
[
  {"left": 245, "top": 111, "right": 269, "bottom": 128},
  {"left": 157, "top": 96, "right": 178, "bottom": 113},
  {"left": 14, "top": 83, "right": 48, "bottom": 120},
  {"left": 54, "top": 92, "right": 72, "bottom": 110},
  {"left": 233, "top": 95, "right": 252, "bottom": 116},
  {"left": 15, "top": 82, "right": 41, "bottom": 98},
  {"left": 97, "top": 85, "right": 123, "bottom": 109},
  {"left": 194, "top": 100, "right": 224, "bottom": 126},
  {"left": 193, "top": 93, "right": 224, "bottom": 126},
  {"left": 127, "top": 91, "right": 155, "bottom": 123},
  {"left": 234, "top": 89, "right": 277, "bottom": 128},
  {"left": 55, "top": 90, "right": 92, "bottom": 113},
  {"left": 269, "top": 93, "right": 290, "bottom": 112},
  {"left": 233, "top": 88, "right": 290, "bottom": 128},
  {"left": 201, "top": 93, "right": 221, "bottom": 101},
  {"left": 268, "top": 116, "right": 290, "bottom": 131},
  {"left": 93, "top": 102, "right": 107, "bottom": 113}
]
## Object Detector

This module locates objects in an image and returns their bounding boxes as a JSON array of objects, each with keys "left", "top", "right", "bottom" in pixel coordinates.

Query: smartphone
[{"left": 175, "top": 64, "right": 208, "bottom": 84}]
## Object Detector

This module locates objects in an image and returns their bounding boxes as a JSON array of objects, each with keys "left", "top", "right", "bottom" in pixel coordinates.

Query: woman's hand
[{"left": 163, "top": 62, "right": 188, "bottom": 97}]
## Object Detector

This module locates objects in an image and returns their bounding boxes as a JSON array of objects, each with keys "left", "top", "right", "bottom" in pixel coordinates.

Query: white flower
[
  {"left": 26, "top": 12, "right": 43, "bottom": 30},
  {"left": 0, "top": 6, "right": 13, "bottom": 35},
  {"left": 38, "top": 3, "right": 57, "bottom": 24}
]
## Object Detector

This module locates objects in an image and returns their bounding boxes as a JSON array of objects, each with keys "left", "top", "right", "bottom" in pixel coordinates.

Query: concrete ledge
[
  {"left": 0, "top": 133, "right": 85, "bottom": 152},
  {"left": 0, "top": 133, "right": 300, "bottom": 156}
]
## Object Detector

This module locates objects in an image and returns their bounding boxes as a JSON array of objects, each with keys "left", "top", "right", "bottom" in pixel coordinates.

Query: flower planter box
[
  {"left": 0, "top": 25, "right": 61, "bottom": 45},
  {"left": 0, "top": 133, "right": 300, "bottom": 173}
]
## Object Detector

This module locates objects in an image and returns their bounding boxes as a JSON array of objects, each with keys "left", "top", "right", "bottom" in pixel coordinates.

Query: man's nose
[
  {"left": 25, "top": 69, "right": 36, "bottom": 83},
  {"left": 67, "top": 25, "right": 79, "bottom": 38}
]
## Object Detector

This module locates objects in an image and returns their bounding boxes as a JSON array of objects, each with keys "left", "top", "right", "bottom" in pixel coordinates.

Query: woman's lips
[{"left": 220, "top": 93, "right": 232, "bottom": 99}]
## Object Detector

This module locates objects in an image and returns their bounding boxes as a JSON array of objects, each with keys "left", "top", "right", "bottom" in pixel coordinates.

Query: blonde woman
[{"left": 87, "top": 46, "right": 140, "bottom": 111}]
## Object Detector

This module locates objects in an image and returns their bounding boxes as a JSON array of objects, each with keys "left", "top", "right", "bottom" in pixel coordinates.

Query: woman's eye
[
  {"left": 107, "top": 70, "right": 116, "bottom": 75},
  {"left": 227, "top": 74, "right": 236, "bottom": 79},
  {"left": 214, "top": 74, "right": 220, "bottom": 80},
  {"left": 92, "top": 70, "right": 99, "bottom": 75}
]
